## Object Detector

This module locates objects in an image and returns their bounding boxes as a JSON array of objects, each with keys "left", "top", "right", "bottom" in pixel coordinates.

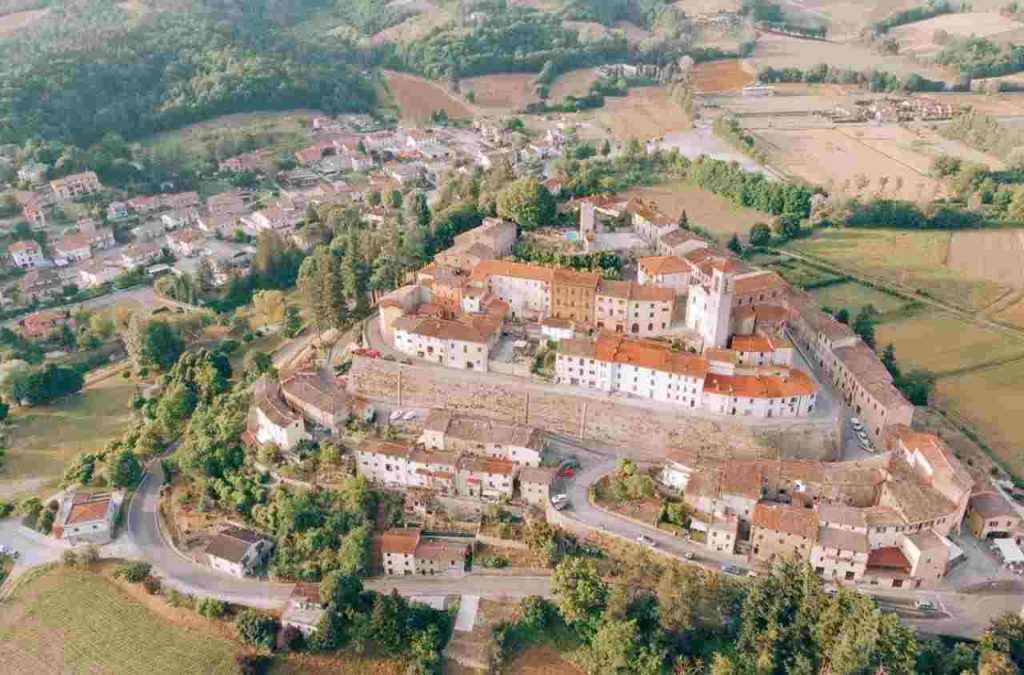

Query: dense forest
[{"left": 0, "top": 0, "right": 376, "bottom": 147}]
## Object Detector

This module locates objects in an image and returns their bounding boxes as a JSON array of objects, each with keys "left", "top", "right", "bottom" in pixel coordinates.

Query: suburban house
[
  {"left": 121, "top": 242, "right": 162, "bottom": 270},
  {"left": 966, "top": 492, "right": 1022, "bottom": 540},
  {"left": 381, "top": 528, "right": 472, "bottom": 577},
  {"left": 253, "top": 378, "right": 309, "bottom": 452},
  {"left": 166, "top": 228, "right": 206, "bottom": 257},
  {"left": 282, "top": 582, "right": 325, "bottom": 636},
  {"left": 77, "top": 257, "right": 123, "bottom": 288},
  {"left": 53, "top": 232, "right": 94, "bottom": 266},
  {"left": 205, "top": 526, "right": 274, "bottom": 578},
  {"left": 519, "top": 466, "right": 558, "bottom": 507},
  {"left": 280, "top": 369, "right": 357, "bottom": 432},
  {"left": 54, "top": 490, "right": 123, "bottom": 545},
  {"left": 50, "top": 171, "right": 102, "bottom": 200},
  {"left": 8, "top": 240, "right": 46, "bottom": 269},
  {"left": 18, "top": 310, "right": 75, "bottom": 338}
]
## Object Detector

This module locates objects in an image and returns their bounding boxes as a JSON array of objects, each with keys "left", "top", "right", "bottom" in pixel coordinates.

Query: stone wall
[{"left": 347, "top": 357, "right": 839, "bottom": 461}]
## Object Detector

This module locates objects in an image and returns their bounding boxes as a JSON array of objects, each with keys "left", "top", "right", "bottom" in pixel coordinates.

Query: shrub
[
  {"left": 278, "top": 624, "right": 305, "bottom": 652},
  {"left": 0, "top": 501, "right": 13, "bottom": 518},
  {"left": 235, "top": 653, "right": 272, "bottom": 675},
  {"left": 142, "top": 575, "right": 161, "bottom": 595},
  {"left": 482, "top": 555, "right": 510, "bottom": 569},
  {"left": 37, "top": 509, "right": 55, "bottom": 534},
  {"left": 235, "top": 609, "right": 279, "bottom": 650},
  {"left": 62, "top": 549, "right": 78, "bottom": 566},
  {"left": 197, "top": 597, "right": 227, "bottom": 619},
  {"left": 115, "top": 560, "right": 152, "bottom": 583},
  {"left": 75, "top": 545, "right": 100, "bottom": 568}
]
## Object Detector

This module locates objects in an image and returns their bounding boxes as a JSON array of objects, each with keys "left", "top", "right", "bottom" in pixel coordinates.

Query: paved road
[{"left": 122, "top": 462, "right": 293, "bottom": 609}]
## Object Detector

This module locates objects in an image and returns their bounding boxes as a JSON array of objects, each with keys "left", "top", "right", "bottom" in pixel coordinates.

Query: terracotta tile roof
[
  {"left": 596, "top": 279, "right": 674, "bottom": 302},
  {"left": 801, "top": 308, "right": 856, "bottom": 342},
  {"left": 752, "top": 502, "right": 819, "bottom": 540},
  {"left": 863, "top": 505, "right": 906, "bottom": 527},
  {"left": 66, "top": 496, "right": 111, "bottom": 525},
  {"left": 659, "top": 229, "right": 705, "bottom": 247},
  {"left": 705, "top": 348, "right": 737, "bottom": 364},
  {"left": 409, "top": 447, "right": 460, "bottom": 468},
  {"left": 731, "top": 334, "right": 775, "bottom": 353},
  {"left": 638, "top": 255, "right": 690, "bottom": 276},
  {"left": 281, "top": 370, "right": 351, "bottom": 418},
  {"left": 382, "top": 528, "right": 421, "bottom": 555},
  {"left": 55, "top": 231, "right": 92, "bottom": 253},
  {"left": 816, "top": 504, "right": 868, "bottom": 529},
  {"left": 895, "top": 427, "right": 973, "bottom": 494},
  {"left": 817, "top": 526, "right": 869, "bottom": 553},
  {"left": 459, "top": 454, "right": 516, "bottom": 476},
  {"left": 254, "top": 378, "right": 301, "bottom": 428},
  {"left": 969, "top": 492, "right": 1016, "bottom": 519},
  {"left": 520, "top": 466, "right": 558, "bottom": 485},
  {"left": 553, "top": 268, "right": 600, "bottom": 288},
  {"left": 734, "top": 270, "right": 786, "bottom": 295},
  {"left": 753, "top": 304, "right": 793, "bottom": 323},
  {"left": 470, "top": 260, "right": 553, "bottom": 283},
  {"left": 866, "top": 546, "right": 911, "bottom": 571},
  {"left": 9, "top": 239, "right": 41, "bottom": 253},
  {"left": 703, "top": 369, "right": 817, "bottom": 399},
  {"left": 834, "top": 341, "right": 892, "bottom": 384},
  {"left": 415, "top": 540, "right": 470, "bottom": 560},
  {"left": 393, "top": 315, "right": 494, "bottom": 344},
  {"left": 359, "top": 438, "right": 413, "bottom": 459}
]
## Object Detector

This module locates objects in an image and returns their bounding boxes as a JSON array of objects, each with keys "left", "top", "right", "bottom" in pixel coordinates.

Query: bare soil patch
[
  {"left": 548, "top": 67, "right": 600, "bottom": 102},
  {"left": 757, "top": 126, "right": 949, "bottom": 201},
  {"left": 384, "top": 71, "right": 473, "bottom": 123},
  {"left": 0, "top": 7, "right": 46, "bottom": 36},
  {"left": 506, "top": 644, "right": 585, "bottom": 674},
  {"left": 461, "top": 73, "right": 538, "bottom": 111},
  {"left": 690, "top": 59, "right": 756, "bottom": 94},
  {"left": 370, "top": 7, "right": 453, "bottom": 45},
  {"left": 947, "top": 229, "right": 1024, "bottom": 289},
  {"left": 597, "top": 86, "right": 692, "bottom": 141}
]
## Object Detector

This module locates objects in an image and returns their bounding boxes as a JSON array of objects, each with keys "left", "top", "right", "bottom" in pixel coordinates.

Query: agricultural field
[
  {"left": 618, "top": 183, "right": 770, "bottom": 238},
  {"left": 946, "top": 229, "right": 1024, "bottom": 289},
  {"left": 0, "top": 378, "right": 137, "bottom": 500},
  {"left": 0, "top": 8, "right": 48, "bottom": 37},
  {"left": 383, "top": 71, "right": 473, "bottom": 123},
  {"left": 935, "top": 360, "right": 1024, "bottom": 478},
  {"left": 790, "top": 228, "right": 1009, "bottom": 312},
  {"left": 461, "top": 73, "right": 538, "bottom": 112},
  {"left": 689, "top": 59, "right": 755, "bottom": 94},
  {"left": 756, "top": 127, "right": 947, "bottom": 201},
  {"left": 750, "top": 32, "right": 948, "bottom": 80},
  {"left": 369, "top": 4, "right": 454, "bottom": 45},
  {"left": 548, "top": 67, "right": 600, "bottom": 102},
  {"left": 886, "top": 12, "right": 1023, "bottom": 59},
  {"left": 875, "top": 308, "right": 1024, "bottom": 374},
  {"left": 0, "top": 565, "right": 239, "bottom": 674},
  {"left": 596, "top": 86, "right": 692, "bottom": 141},
  {"left": 772, "top": 0, "right": 929, "bottom": 39},
  {"left": 810, "top": 281, "right": 909, "bottom": 315}
]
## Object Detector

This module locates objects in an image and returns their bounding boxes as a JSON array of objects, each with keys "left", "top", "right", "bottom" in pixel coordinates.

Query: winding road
[{"left": 1, "top": 439, "right": 1020, "bottom": 638}]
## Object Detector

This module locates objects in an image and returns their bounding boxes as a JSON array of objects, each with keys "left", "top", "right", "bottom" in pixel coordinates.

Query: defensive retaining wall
[{"left": 347, "top": 357, "right": 840, "bottom": 461}]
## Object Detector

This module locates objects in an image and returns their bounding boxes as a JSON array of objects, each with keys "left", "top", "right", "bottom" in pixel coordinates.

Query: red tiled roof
[{"left": 382, "top": 529, "right": 421, "bottom": 554}]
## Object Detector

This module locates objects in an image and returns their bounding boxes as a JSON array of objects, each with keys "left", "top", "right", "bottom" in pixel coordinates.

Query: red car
[{"left": 558, "top": 467, "right": 575, "bottom": 478}]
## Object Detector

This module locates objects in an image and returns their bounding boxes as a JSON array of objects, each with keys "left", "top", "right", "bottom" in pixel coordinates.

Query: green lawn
[
  {"left": 0, "top": 380, "right": 136, "bottom": 499},
  {"left": 0, "top": 565, "right": 238, "bottom": 674},
  {"left": 810, "top": 282, "right": 909, "bottom": 316}
]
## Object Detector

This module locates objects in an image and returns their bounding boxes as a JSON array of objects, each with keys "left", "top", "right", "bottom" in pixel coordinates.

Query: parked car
[
  {"left": 722, "top": 564, "right": 744, "bottom": 576},
  {"left": 824, "top": 586, "right": 838, "bottom": 597},
  {"left": 551, "top": 494, "right": 570, "bottom": 510},
  {"left": 914, "top": 600, "right": 937, "bottom": 611},
  {"left": 388, "top": 410, "right": 404, "bottom": 422},
  {"left": 682, "top": 551, "right": 695, "bottom": 561},
  {"left": 558, "top": 467, "right": 575, "bottom": 478},
  {"left": 850, "top": 417, "right": 864, "bottom": 431},
  {"left": 401, "top": 410, "right": 418, "bottom": 421},
  {"left": 552, "top": 500, "right": 570, "bottom": 511},
  {"left": 746, "top": 570, "right": 759, "bottom": 578},
  {"left": 636, "top": 535, "right": 656, "bottom": 548}
]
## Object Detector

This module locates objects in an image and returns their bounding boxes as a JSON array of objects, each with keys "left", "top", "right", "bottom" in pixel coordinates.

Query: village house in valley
[
  {"left": 53, "top": 490, "right": 123, "bottom": 545},
  {"left": 381, "top": 528, "right": 472, "bottom": 577},
  {"left": 205, "top": 526, "right": 274, "bottom": 578}
]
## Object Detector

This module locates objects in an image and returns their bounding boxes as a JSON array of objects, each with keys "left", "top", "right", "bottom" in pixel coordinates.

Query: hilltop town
[{"left": 4, "top": 1, "right": 1024, "bottom": 672}]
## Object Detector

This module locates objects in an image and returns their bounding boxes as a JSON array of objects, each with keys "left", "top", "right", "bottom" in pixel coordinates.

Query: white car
[
  {"left": 850, "top": 417, "right": 864, "bottom": 431},
  {"left": 914, "top": 600, "right": 937, "bottom": 611},
  {"left": 401, "top": 410, "right": 418, "bottom": 421},
  {"left": 388, "top": 410, "right": 404, "bottom": 423}
]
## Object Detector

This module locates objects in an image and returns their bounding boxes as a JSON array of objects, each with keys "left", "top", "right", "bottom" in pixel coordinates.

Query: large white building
[
  {"left": 556, "top": 333, "right": 818, "bottom": 418},
  {"left": 8, "top": 240, "right": 46, "bottom": 269},
  {"left": 392, "top": 314, "right": 501, "bottom": 371},
  {"left": 420, "top": 409, "right": 545, "bottom": 467}
]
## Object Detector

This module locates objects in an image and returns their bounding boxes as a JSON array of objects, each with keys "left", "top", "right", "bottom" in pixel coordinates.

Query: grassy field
[
  {"left": 618, "top": 183, "right": 768, "bottom": 239},
  {"left": 0, "top": 565, "right": 239, "bottom": 674},
  {"left": 875, "top": 308, "right": 1024, "bottom": 374},
  {"left": 0, "top": 379, "right": 137, "bottom": 499},
  {"left": 461, "top": 73, "right": 538, "bottom": 111},
  {"left": 936, "top": 360, "right": 1024, "bottom": 478},
  {"left": 596, "top": 86, "right": 692, "bottom": 142},
  {"left": 789, "top": 228, "right": 1009, "bottom": 312},
  {"left": 810, "top": 281, "right": 909, "bottom": 316}
]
